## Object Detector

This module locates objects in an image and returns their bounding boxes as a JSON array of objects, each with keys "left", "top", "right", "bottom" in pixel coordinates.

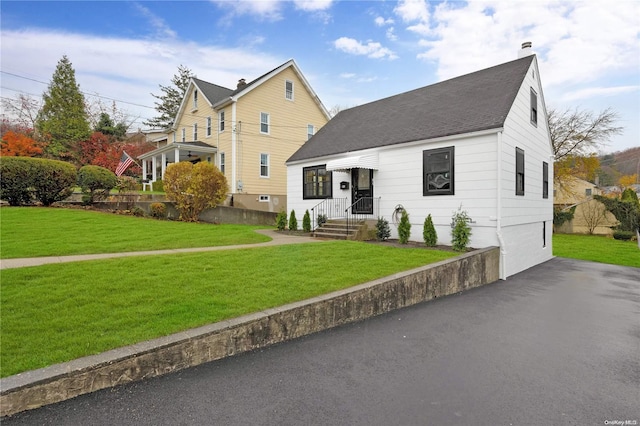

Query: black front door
[{"left": 351, "top": 168, "right": 373, "bottom": 214}]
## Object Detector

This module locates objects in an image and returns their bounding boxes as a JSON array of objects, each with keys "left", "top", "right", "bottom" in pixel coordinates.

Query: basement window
[{"left": 259, "top": 195, "right": 270, "bottom": 202}]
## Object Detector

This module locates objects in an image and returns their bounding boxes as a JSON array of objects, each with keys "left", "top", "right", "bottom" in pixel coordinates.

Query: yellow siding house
[{"left": 139, "top": 59, "right": 330, "bottom": 212}]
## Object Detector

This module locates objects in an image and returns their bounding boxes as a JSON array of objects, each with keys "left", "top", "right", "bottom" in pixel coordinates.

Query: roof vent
[
  {"left": 518, "top": 41, "right": 533, "bottom": 58},
  {"left": 237, "top": 78, "right": 247, "bottom": 89}
]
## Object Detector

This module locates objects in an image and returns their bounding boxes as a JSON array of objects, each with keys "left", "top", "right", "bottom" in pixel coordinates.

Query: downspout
[{"left": 496, "top": 131, "right": 507, "bottom": 280}]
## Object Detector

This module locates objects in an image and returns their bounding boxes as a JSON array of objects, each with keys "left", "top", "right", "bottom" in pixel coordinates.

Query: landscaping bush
[
  {"left": 0, "top": 157, "right": 35, "bottom": 205},
  {"left": 317, "top": 214, "right": 328, "bottom": 226},
  {"left": 289, "top": 210, "right": 298, "bottom": 231},
  {"left": 131, "top": 206, "right": 145, "bottom": 217},
  {"left": 149, "top": 202, "right": 167, "bottom": 219},
  {"left": 451, "top": 207, "right": 472, "bottom": 252},
  {"left": 376, "top": 217, "right": 391, "bottom": 241},
  {"left": 276, "top": 211, "right": 288, "bottom": 231},
  {"left": 553, "top": 206, "right": 575, "bottom": 228},
  {"left": 30, "top": 158, "right": 77, "bottom": 206},
  {"left": 613, "top": 230, "right": 635, "bottom": 241},
  {"left": 302, "top": 210, "right": 311, "bottom": 232},
  {"left": 116, "top": 176, "right": 138, "bottom": 193},
  {"left": 423, "top": 214, "right": 437, "bottom": 247},
  {"left": 163, "top": 162, "right": 228, "bottom": 222},
  {"left": 152, "top": 179, "right": 164, "bottom": 192},
  {"left": 398, "top": 209, "right": 411, "bottom": 244},
  {"left": 77, "top": 165, "right": 117, "bottom": 204}
]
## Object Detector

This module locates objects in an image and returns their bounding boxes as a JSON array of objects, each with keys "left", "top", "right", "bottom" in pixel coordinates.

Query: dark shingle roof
[
  {"left": 192, "top": 78, "right": 234, "bottom": 105},
  {"left": 288, "top": 55, "right": 535, "bottom": 162}
]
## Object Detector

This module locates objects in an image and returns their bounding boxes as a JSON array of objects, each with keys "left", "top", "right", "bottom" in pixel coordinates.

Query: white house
[{"left": 286, "top": 44, "right": 554, "bottom": 279}]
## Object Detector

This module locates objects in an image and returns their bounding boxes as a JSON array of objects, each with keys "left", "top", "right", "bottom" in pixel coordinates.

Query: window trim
[
  {"left": 542, "top": 161, "right": 549, "bottom": 199},
  {"left": 219, "top": 111, "right": 225, "bottom": 132},
  {"left": 303, "top": 164, "right": 333, "bottom": 200},
  {"left": 285, "top": 80, "right": 294, "bottom": 101},
  {"left": 219, "top": 152, "right": 225, "bottom": 174},
  {"left": 516, "top": 147, "right": 525, "bottom": 196},
  {"left": 206, "top": 116, "right": 212, "bottom": 137},
  {"left": 259, "top": 195, "right": 270, "bottom": 202},
  {"left": 530, "top": 87, "right": 538, "bottom": 127},
  {"left": 260, "top": 153, "right": 269, "bottom": 178},
  {"left": 192, "top": 89, "right": 198, "bottom": 110},
  {"left": 181, "top": 128, "right": 185, "bottom": 142},
  {"left": 193, "top": 123, "right": 198, "bottom": 141},
  {"left": 260, "top": 112, "right": 270, "bottom": 134},
  {"left": 423, "top": 146, "right": 455, "bottom": 196}
]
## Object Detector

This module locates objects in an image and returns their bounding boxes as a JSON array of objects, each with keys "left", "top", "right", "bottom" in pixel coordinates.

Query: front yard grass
[
  {"left": 0, "top": 207, "right": 270, "bottom": 259},
  {"left": 553, "top": 233, "right": 640, "bottom": 268},
  {"left": 0, "top": 241, "right": 458, "bottom": 378}
]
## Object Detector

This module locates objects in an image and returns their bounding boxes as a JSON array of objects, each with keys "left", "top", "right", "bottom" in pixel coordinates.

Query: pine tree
[
  {"left": 144, "top": 65, "right": 194, "bottom": 130},
  {"left": 423, "top": 214, "right": 437, "bottom": 247},
  {"left": 36, "top": 55, "right": 91, "bottom": 159}
]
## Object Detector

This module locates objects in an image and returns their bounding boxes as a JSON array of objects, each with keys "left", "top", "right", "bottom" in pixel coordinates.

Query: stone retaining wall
[{"left": 0, "top": 247, "right": 499, "bottom": 417}]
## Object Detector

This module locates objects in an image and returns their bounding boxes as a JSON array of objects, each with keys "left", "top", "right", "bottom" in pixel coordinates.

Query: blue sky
[{"left": 1, "top": 0, "right": 638, "bottom": 153}]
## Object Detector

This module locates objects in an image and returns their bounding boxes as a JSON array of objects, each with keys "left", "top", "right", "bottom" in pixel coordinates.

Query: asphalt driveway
[{"left": 4, "top": 257, "right": 639, "bottom": 426}]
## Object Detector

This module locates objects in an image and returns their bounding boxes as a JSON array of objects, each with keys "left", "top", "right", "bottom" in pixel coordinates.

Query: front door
[{"left": 351, "top": 168, "right": 373, "bottom": 214}]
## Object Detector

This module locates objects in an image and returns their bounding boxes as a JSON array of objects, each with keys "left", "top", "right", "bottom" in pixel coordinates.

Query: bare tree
[
  {"left": 581, "top": 199, "right": 608, "bottom": 235},
  {"left": 548, "top": 107, "right": 623, "bottom": 161},
  {"left": 1, "top": 94, "right": 41, "bottom": 130}
]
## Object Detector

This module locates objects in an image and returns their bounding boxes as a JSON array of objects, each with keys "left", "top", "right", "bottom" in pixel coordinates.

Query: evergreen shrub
[
  {"left": 451, "top": 207, "right": 472, "bottom": 252},
  {"left": 0, "top": 157, "right": 35, "bottom": 205},
  {"left": 289, "top": 210, "right": 298, "bottom": 231},
  {"left": 149, "top": 202, "right": 167, "bottom": 219},
  {"left": 423, "top": 214, "right": 437, "bottom": 246},
  {"left": 376, "top": 217, "right": 391, "bottom": 241},
  {"left": 302, "top": 210, "right": 311, "bottom": 232},
  {"left": 398, "top": 210, "right": 411, "bottom": 244},
  {"left": 77, "top": 165, "right": 117, "bottom": 204},
  {"left": 276, "top": 211, "right": 288, "bottom": 231}
]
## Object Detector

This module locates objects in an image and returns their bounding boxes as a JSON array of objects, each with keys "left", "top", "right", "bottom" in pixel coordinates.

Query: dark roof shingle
[
  {"left": 288, "top": 56, "right": 535, "bottom": 162},
  {"left": 192, "top": 78, "right": 234, "bottom": 105}
]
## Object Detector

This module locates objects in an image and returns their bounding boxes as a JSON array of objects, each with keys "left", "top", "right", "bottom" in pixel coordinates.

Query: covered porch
[{"left": 138, "top": 142, "right": 218, "bottom": 189}]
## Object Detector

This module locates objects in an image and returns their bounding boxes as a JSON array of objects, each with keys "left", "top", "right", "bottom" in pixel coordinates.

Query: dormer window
[
  {"left": 530, "top": 88, "right": 537, "bottom": 126},
  {"left": 285, "top": 80, "right": 294, "bottom": 101},
  {"left": 193, "top": 90, "right": 198, "bottom": 110}
]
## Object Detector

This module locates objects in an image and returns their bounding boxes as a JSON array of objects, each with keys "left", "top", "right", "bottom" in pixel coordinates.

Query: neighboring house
[
  {"left": 287, "top": 44, "right": 553, "bottom": 279},
  {"left": 139, "top": 59, "right": 330, "bottom": 212},
  {"left": 554, "top": 177, "right": 618, "bottom": 235}
]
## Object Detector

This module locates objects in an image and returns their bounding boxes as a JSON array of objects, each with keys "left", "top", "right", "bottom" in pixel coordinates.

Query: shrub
[
  {"left": 163, "top": 162, "right": 228, "bottom": 222},
  {"left": 289, "top": 210, "right": 298, "bottom": 231},
  {"left": 376, "top": 217, "right": 391, "bottom": 241},
  {"left": 302, "top": 210, "right": 311, "bottom": 232},
  {"left": 77, "top": 165, "right": 117, "bottom": 204},
  {"left": 423, "top": 214, "right": 437, "bottom": 246},
  {"left": 398, "top": 209, "right": 411, "bottom": 244},
  {"left": 553, "top": 206, "right": 575, "bottom": 228},
  {"left": 149, "top": 202, "right": 167, "bottom": 219},
  {"left": 451, "top": 207, "right": 472, "bottom": 252},
  {"left": 317, "top": 214, "right": 328, "bottom": 226},
  {"left": 30, "top": 158, "right": 77, "bottom": 206},
  {"left": 613, "top": 230, "right": 635, "bottom": 241},
  {"left": 595, "top": 194, "right": 639, "bottom": 233},
  {"left": 131, "top": 206, "right": 145, "bottom": 217},
  {"left": 116, "top": 176, "right": 138, "bottom": 193},
  {"left": 276, "top": 211, "right": 288, "bottom": 231},
  {"left": 0, "top": 157, "right": 35, "bottom": 205},
  {"left": 152, "top": 179, "right": 164, "bottom": 192}
]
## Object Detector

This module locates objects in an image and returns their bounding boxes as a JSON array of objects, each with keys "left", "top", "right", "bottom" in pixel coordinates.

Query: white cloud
[
  {"left": 334, "top": 37, "right": 398, "bottom": 60},
  {"left": 561, "top": 86, "right": 640, "bottom": 102},
  {"left": 293, "top": 0, "right": 333, "bottom": 11},
  {"left": 394, "top": 0, "right": 430, "bottom": 24},
  {"left": 133, "top": 3, "right": 177, "bottom": 39},
  {"left": 0, "top": 29, "right": 281, "bottom": 127},
  {"left": 375, "top": 16, "right": 394, "bottom": 26},
  {"left": 386, "top": 27, "right": 398, "bottom": 41},
  {"left": 213, "top": 0, "right": 284, "bottom": 21}
]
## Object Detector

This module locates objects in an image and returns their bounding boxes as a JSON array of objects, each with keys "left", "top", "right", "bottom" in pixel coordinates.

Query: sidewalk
[{"left": 0, "top": 230, "right": 323, "bottom": 270}]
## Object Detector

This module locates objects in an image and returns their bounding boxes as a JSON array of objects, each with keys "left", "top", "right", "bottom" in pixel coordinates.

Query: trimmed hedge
[
  {"left": 0, "top": 157, "right": 77, "bottom": 206},
  {"left": 77, "top": 165, "right": 117, "bottom": 204}
]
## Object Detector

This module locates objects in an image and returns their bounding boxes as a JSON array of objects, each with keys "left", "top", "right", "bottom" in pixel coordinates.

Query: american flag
[{"left": 115, "top": 151, "right": 134, "bottom": 176}]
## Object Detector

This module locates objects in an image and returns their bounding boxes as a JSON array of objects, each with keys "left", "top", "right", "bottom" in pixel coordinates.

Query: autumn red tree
[
  {"left": 0, "top": 131, "right": 43, "bottom": 157},
  {"left": 76, "top": 131, "right": 154, "bottom": 176}
]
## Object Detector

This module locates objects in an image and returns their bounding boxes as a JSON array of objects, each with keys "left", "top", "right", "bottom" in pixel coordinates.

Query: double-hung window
[
  {"left": 193, "top": 123, "right": 198, "bottom": 141},
  {"left": 516, "top": 147, "right": 525, "bottom": 195},
  {"left": 219, "top": 111, "right": 225, "bottom": 132},
  {"left": 181, "top": 128, "right": 186, "bottom": 142},
  {"left": 260, "top": 112, "right": 270, "bottom": 134},
  {"left": 303, "top": 165, "right": 332, "bottom": 199},
  {"left": 206, "top": 117, "right": 212, "bottom": 137},
  {"left": 285, "top": 80, "right": 294, "bottom": 100},
  {"left": 260, "top": 153, "right": 269, "bottom": 177},
  {"left": 542, "top": 161, "right": 549, "bottom": 199},
  {"left": 220, "top": 152, "right": 225, "bottom": 174},
  {"left": 193, "top": 90, "right": 198, "bottom": 110},
  {"left": 530, "top": 88, "right": 538, "bottom": 126},
  {"left": 423, "top": 147, "right": 454, "bottom": 196}
]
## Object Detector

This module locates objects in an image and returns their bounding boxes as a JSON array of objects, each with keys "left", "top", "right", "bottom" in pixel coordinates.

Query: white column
[
  {"left": 161, "top": 153, "right": 167, "bottom": 179},
  {"left": 142, "top": 159, "right": 147, "bottom": 179}
]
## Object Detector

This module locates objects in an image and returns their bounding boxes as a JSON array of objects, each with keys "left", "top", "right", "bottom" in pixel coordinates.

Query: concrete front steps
[{"left": 313, "top": 219, "right": 379, "bottom": 240}]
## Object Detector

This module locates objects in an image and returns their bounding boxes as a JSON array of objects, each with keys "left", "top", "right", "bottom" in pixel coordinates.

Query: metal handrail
[
  {"left": 310, "top": 198, "right": 348, "bottom": 230},
  {"left": 344, "top": 197, "right": 381, "bottom": 234}
]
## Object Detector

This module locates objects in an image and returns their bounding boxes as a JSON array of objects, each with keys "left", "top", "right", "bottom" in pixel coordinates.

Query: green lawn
[
  {"left": 553, "top": 233, "right": 640, "bottom": 268},
  {"left": 0, "top": 207, "right": 270, "bottom": 258},
  {"left": 0, "top": 242, "right": 458, "bottom": 377}
]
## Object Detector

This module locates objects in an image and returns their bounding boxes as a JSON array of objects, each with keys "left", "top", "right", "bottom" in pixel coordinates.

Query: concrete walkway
[{"left": 0, "top": 230, "right": 323, "bottom": 270}]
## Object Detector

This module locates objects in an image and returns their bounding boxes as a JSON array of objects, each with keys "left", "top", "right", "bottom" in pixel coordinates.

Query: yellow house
[
  {"left": 554, "top": 177, "right": 618, "bottom": 235},
  {"left": 139, "top": 59, "right": 330, "bottom": 212}
]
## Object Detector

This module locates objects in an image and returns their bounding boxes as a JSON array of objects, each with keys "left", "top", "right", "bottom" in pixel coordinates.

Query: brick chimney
[
  {"left": 518, "top": 41, "right": 533, "bottom": 58},
  {"left": 237, "top": 78, "right": 247, "bottom": 89}
]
